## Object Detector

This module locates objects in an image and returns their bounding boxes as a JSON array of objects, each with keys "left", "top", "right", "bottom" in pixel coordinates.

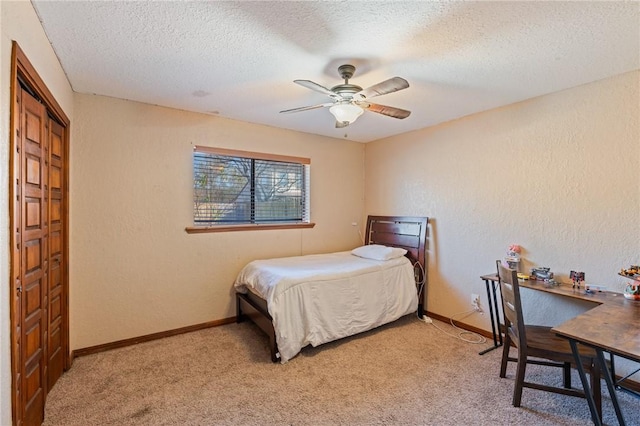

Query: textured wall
[
  {"left": 70, "top": 94, "right": 365, "bottom": 350},
  {"left": 0, "top": 1, "right": 75, "bottom": 423},
  {"left": 365, "top": 70, "right": 639, "bottom": 330}
]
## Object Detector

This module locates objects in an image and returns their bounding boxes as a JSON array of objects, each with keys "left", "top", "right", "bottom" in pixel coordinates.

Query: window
[{"left": 189, "top": 146, "right": 312, "bottom": 232}]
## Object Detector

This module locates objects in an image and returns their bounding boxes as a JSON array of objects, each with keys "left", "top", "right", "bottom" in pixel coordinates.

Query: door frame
[{"left": 9, "top": 41, "right": 70, "bottom": 424}]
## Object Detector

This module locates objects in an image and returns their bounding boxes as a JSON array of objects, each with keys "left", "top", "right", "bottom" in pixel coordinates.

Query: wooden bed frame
[{"left": 235, "top": 215, "right": 429, "bottom": 362}]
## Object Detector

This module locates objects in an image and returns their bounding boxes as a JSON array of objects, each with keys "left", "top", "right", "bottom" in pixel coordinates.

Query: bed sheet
[{"left": 234, "top": 251, "right": 418, "bottom": 363}]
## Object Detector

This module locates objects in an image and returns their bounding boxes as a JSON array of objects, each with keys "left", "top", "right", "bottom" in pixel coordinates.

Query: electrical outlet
[
  {"left": 471, "top": 293, "right": 479, "bottom": 305},
  {"left": 471, "top": 293, "right": 482, "bottom": 312}
]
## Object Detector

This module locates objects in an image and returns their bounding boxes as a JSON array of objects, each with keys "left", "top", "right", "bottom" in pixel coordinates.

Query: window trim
[
  {"left": 188, "top": 146, "right": 314, "bottom": 233},
  {"left": 194, "top": 145, "right": 310, "bottom": 165},
  {"left": 185, "top": 222, "right": 315, "bottom": 234}
]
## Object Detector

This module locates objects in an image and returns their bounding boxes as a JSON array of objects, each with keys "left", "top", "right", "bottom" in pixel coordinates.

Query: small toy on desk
[
  {"left": 570, "top": 271, "right": 585, "bottom": 289},
  {"left": 584, "top": 284, "right": 607, "bottom": 293},
  {"left": 504, "top": 244, "right": 521, "bottom": 270},
  {"left": 619, "top": 265, "right": 640, "bottom": 300},
  {"left": 530, "top": 267, "right": 558, "bottom": 286},
  {"left": 620, "top": 265, "right": 640, "bottom": 279},
  {"left": 624, "top": 282, "right": 640, "bottom": 300},
  {"left": 531, "top": 267, "right": 553, "bottom": 281}
]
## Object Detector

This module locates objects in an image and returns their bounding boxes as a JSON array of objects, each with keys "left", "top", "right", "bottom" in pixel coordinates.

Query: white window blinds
[{"left": 193, "top": 146, "right": 310, "bottom": 226}]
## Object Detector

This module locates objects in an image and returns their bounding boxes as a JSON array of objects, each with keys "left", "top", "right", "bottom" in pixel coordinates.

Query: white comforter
[{"left": 234, "top": 251, "right": 418, "bottom": 363}]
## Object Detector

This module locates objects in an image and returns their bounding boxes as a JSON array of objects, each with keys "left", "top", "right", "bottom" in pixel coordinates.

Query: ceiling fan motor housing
[
  {"left": 330, "top": 84, "right": 363, "bottom": 98},
  {"left": 338, "top": 64, "right": 356, "bottom": 80}
]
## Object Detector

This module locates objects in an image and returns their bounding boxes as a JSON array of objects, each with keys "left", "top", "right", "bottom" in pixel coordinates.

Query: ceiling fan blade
[
  {"left": 294, "top": 80, "right": 341, "bottom": 99},
  {"left": 360, "top": 102, "right": 411, "bottom": 119},
  {"left": 335, "top": 121, "right": 350, "bottom": 128},
  {"left": 353, "top": 77, "right": 409, "bottom": 101},
  {"left": 280, "top": 103, "right": 333, "bottom": 114}
]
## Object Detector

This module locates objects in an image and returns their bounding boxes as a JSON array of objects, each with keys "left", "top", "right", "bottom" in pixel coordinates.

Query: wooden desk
[
  {"left": 478, "top": 273, "right": 614, "bottom": 354},
  {"left": 553, "top": 298, "right": 640, "bottom": 426}
]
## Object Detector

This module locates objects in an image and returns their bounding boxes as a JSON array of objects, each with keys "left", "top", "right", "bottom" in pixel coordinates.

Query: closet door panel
[
  {"left": 47, "top": 119, "right": 65, "bottom": 391},
  {"left": 19, "top": 88, "right": 48, "bottom": 426}
]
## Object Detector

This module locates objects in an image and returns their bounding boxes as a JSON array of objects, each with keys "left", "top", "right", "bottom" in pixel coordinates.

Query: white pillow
[{"left": 351, "top": 244, "right": 407, "bottom": 261}]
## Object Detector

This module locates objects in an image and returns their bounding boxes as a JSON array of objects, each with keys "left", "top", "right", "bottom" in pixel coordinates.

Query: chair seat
[{"left": 525, "top": 325, "right": 597, "bottom": 366}]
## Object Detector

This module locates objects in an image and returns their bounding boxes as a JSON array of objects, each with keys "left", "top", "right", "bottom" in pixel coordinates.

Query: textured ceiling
[{"left": 32, "top": 1, "right": 640, "bottom": 143}]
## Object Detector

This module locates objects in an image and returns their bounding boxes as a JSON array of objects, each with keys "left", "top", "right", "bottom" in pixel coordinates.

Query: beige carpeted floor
[{"left": 43, "top": 315, "right": 639, "bottom": 425}]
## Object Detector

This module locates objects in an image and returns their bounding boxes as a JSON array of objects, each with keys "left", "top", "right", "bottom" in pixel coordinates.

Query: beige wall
[
  {"left": 365, "top": 71, "right": 639, "bottom": 330},
  {"left": 0, "top": 1, "right": 75, "bottom": 423},
  {"left": 70, "top": 94, "right": 365, "bottom": 350}
]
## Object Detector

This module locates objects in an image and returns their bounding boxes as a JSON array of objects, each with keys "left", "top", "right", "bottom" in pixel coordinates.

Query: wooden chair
[{"left": 496, "top": 260, "right": 602, "bottom": 418}]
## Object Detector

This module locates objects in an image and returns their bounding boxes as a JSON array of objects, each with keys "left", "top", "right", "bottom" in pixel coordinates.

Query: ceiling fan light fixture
[
  {"left": 329, "top": 103, "right": 364, "bottom": 124},
  {"left": 283, "top": 65, "right": 411, "bottom": 127}
]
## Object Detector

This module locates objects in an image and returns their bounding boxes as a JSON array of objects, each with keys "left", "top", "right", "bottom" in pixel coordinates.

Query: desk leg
[
  {"left": 596, "top": 349, "right": 626, "bottom": 426},
  {"left": 611, "top": 353, "right": 640, "bottom": 398},
  {"left": 491, "top": 280, "right": 503, "bottom": 346},
  {"left": 569, "top": 339, "right": 603, "bottom": 426},
  {"left": 479, "top": 278, "right": 502, "bottom": 355}
]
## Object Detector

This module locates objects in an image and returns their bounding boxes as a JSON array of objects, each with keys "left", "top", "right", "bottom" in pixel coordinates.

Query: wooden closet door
[
  {"left": 47, "top": 118, "right": 65, "bottom": 391},
  {"left": 11, "top": 42, "right": 71, "bottom": 426},
  {"left": 15, "top": 87, "right": 49, "bottom": 425}
]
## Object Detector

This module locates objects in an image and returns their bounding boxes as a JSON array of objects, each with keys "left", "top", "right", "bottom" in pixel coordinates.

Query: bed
[{"left": 234, "top": 215, "right": 428, "bottom": 363}]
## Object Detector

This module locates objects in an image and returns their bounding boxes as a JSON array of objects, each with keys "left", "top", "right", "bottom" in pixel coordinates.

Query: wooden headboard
[{"left": 365, "top": 215, "right": 429, "bottom": 317}]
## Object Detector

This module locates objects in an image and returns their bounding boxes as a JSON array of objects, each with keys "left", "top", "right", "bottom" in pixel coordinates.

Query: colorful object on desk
[
  {"left": 584, "top": 284, "right": 607, "bottom": 293},
  {"left": 620, "top": 265, "right": 640, "bottom": 300},
  {"left": 531, "top": 267, "right": 553, "bottom": 281},
  {"left": 517, "top": 273, "right": 530, "bottom": 280},
  {"left": 570, "top": 270, "right": 585, "bottom": 289},
  {"left": 620, "top": 265, "right": 640, "bottom": 279},
  {"left": 530, "top": 267, "right": 558, "bottom": 287},
  {"left": 504, "top": 244, "right": 521, "bottom": 270},
  {"left": 508, "top": 244, "right": 521, "bottom": 255},
  {"left": 624, "top": 282, "right": 640, "bottom": 300}
]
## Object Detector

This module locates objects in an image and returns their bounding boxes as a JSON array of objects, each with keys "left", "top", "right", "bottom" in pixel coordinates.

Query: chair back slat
[{"left": 496, "top": 260, "right": 526, "bottom": 345}]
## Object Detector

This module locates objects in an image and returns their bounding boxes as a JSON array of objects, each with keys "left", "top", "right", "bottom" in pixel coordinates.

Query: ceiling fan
[{"left": 280, "top": 64, "right": 411, "bottom": 128}]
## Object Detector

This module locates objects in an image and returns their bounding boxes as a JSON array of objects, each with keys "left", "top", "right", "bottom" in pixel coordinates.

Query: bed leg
[
  {"left": 418, "top": 303, "right": 424, "bottom": 319},
  {"left": 236, "top": 293, "right": 245, "bottom": 323}
]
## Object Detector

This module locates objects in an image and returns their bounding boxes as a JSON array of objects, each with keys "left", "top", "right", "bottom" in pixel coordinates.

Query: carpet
[{"left": 43, "top": 315, "right": 638, "bottom": 425}]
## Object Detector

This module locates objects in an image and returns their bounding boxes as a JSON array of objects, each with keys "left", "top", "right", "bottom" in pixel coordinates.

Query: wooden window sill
[{"left": 185, "top": 223, "right": 316, "bottom": 234}]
